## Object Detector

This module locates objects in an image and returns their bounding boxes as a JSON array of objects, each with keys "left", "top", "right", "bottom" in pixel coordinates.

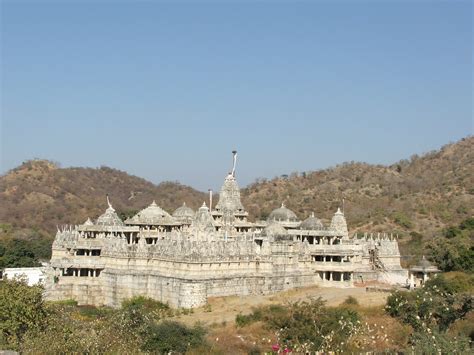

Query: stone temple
[{"left": 46, "top": 153, "right": 407, "bottom": 308}]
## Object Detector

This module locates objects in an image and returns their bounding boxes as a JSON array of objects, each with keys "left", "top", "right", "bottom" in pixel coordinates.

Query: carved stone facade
[{"left": 46, "top": 155, "right": 407, "bottom": 308}]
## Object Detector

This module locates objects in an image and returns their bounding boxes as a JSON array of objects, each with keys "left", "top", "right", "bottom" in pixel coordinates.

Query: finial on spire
[
  {"left": 231, "top": 150, "right": 237, "bottom": 177},
  {"left": 208, "top": 189, "right": 213, "bottom": 211},
  {"left": 106, "top": 194, "right": 112, "bottom": 209}
]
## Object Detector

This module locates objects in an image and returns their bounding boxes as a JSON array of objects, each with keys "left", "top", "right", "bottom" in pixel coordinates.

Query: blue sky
[{"left": 1, "top": 0, "right": 472, "bottom": 191}]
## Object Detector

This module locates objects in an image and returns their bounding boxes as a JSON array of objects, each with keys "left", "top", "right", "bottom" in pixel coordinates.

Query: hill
[
  {"left": 0, "top": 137, "right": 472, "bottom": 265},
  {"left": 241, "top": 137, "right": 473, "bottom": 261},
  {"left": 243, "top": 137, "right": 473, "bottom": 234},
  {"left": 0, "top": 161, "right": 207, "bottom": 233}
]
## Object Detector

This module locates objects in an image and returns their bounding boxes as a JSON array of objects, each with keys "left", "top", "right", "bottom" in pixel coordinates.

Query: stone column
[{"left": 329, "top": 272, "right": 333, "bottom": 281}]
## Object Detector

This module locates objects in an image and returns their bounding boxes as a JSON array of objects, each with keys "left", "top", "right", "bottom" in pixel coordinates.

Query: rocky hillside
[
  {"left": 242, "top": 137, "right": 473, "bottom": 239},
  {"left": 0, "top": 161, "right": 207, "bottom": 233},
  {"left": 1, "top": 137, "right": 472, "bottom": 242}
]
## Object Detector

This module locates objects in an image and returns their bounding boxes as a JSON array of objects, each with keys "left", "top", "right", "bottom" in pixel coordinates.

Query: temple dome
[
  {"left": 300, "top": 212, "right": 323, "bottom": 230},
  {"left": 172, "top": 202, "right": 195, "bottom": 219},
  {"left": 96, "top": 200, "right": 124, "bottom": 226},
  {"left": 126, "top": 201, "right": 176, "bottom": 225},
  {"left": 262, "top": 222, "right": 288, "bottom": 236},
  {"left": 267, "top": 203, "right": 299, "bottom": 222}
]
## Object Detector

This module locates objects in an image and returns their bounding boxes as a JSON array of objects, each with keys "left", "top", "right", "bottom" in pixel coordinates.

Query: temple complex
[{"left": 45, "top": 152, "right": 407, "bottom": 308}]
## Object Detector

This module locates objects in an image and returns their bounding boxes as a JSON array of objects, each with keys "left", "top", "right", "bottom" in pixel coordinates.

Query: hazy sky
[{"left": 1, "top": 0, "right": 472, "bottom": 191}]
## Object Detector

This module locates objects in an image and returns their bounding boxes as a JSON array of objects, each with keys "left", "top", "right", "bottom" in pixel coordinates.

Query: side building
[{"left": 46, "top": 154, "right": 407, "bottom": 308}]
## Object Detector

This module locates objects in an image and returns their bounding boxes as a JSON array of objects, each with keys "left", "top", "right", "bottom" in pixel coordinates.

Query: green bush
[
  {"left": 77, "top": 305, "right": 111, "bottom": 320},
  {"left": 393, "top": 212, "right": 412, "bottom": 229},
  {"left": 121, "top": 296, "right": 172, "bottom": 322},
  {"left": 235, "top": 304, "right": 287, "bottom": 327},
  {"left": 236, "top": 309, "right": 263, "bottom": 327},
  {"left": 141, "top": 320, "right": 207, "bottom": 354},
  {"left": 342, "top": 296, "right": 359, "bottom": 306}
]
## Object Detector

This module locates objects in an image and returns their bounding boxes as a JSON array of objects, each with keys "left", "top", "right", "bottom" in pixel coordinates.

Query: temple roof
[
  {"left": 96, "top": 200, "right": 124, "bottom": 227},
  {"left": 172, "top": 202, "right": 195, "bottom": 219},
  {"left": 82, "top": 217, "right": 94, "bottom": 226},
  {"left": 300, "top": 212, "right": 323, "bottom": 230},
  {"left": 267, "top": 203, "right": 299, "bottom": 222},
  {"left": 262, "top": 222, "right": 288, "bottom": 236},
  {"left": 125, "top": 201, "right": 177, "bottom": 225},
  {"left": 410, "top": 256, "right": 440, "bottom": 273}
]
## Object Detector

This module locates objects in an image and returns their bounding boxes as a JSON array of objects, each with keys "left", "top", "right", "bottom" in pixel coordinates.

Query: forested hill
[
  {"left": 0, "top": 136, "right": 472, "bottom": 239},
  {"left": 242, "top": 136, "right": 473, "bottom": 238},
  {"left": 0, "top": 161, "right": 207, "bottom": 233}
]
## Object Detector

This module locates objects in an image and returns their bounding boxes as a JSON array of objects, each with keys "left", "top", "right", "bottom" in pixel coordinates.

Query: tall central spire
[{"left": 216, "top": 151, "right": 245, "bottom": 214}]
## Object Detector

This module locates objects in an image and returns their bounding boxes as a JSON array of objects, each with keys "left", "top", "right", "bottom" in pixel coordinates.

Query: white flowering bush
[
  {"left": 385, "top": 274, "right": 473, "bottom": 352},
  {"left": 263, "top": 298, "right": 361, "bottom": 353}
]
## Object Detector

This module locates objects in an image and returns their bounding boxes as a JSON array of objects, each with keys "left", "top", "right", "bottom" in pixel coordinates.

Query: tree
[{"left": 0, "top": 278, "right": 47, "bottom": 349}]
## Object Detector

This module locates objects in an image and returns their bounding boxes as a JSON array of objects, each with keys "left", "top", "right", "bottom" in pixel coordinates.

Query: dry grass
[{"left": 174, "top": 286, "right": 389, "bottom": 326}]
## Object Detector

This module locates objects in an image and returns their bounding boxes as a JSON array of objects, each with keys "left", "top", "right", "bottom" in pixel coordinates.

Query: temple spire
[
  {"left": 106, "top": 194, "right": 114, "bottom": 211},
  {"left": 231, "top": 150, "right": 237, "bottom": 177}
]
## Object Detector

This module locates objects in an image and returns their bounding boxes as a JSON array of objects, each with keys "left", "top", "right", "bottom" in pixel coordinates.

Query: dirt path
[{"left": 174, "top": 285, "right": 389, "bottom": 326}]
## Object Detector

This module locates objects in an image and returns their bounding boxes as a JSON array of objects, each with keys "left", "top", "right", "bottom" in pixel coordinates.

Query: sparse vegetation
[
  {"left": 0, "top": 138, "right": 472, "bottom": 269},
  {"left": 0, "top": 276, "right": 472, "bottom": 353}
]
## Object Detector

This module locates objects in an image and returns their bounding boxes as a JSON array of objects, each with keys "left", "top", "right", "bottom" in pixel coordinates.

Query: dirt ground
[{"left": 174, "top": 285, "right": 390, "bottom": 326}]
